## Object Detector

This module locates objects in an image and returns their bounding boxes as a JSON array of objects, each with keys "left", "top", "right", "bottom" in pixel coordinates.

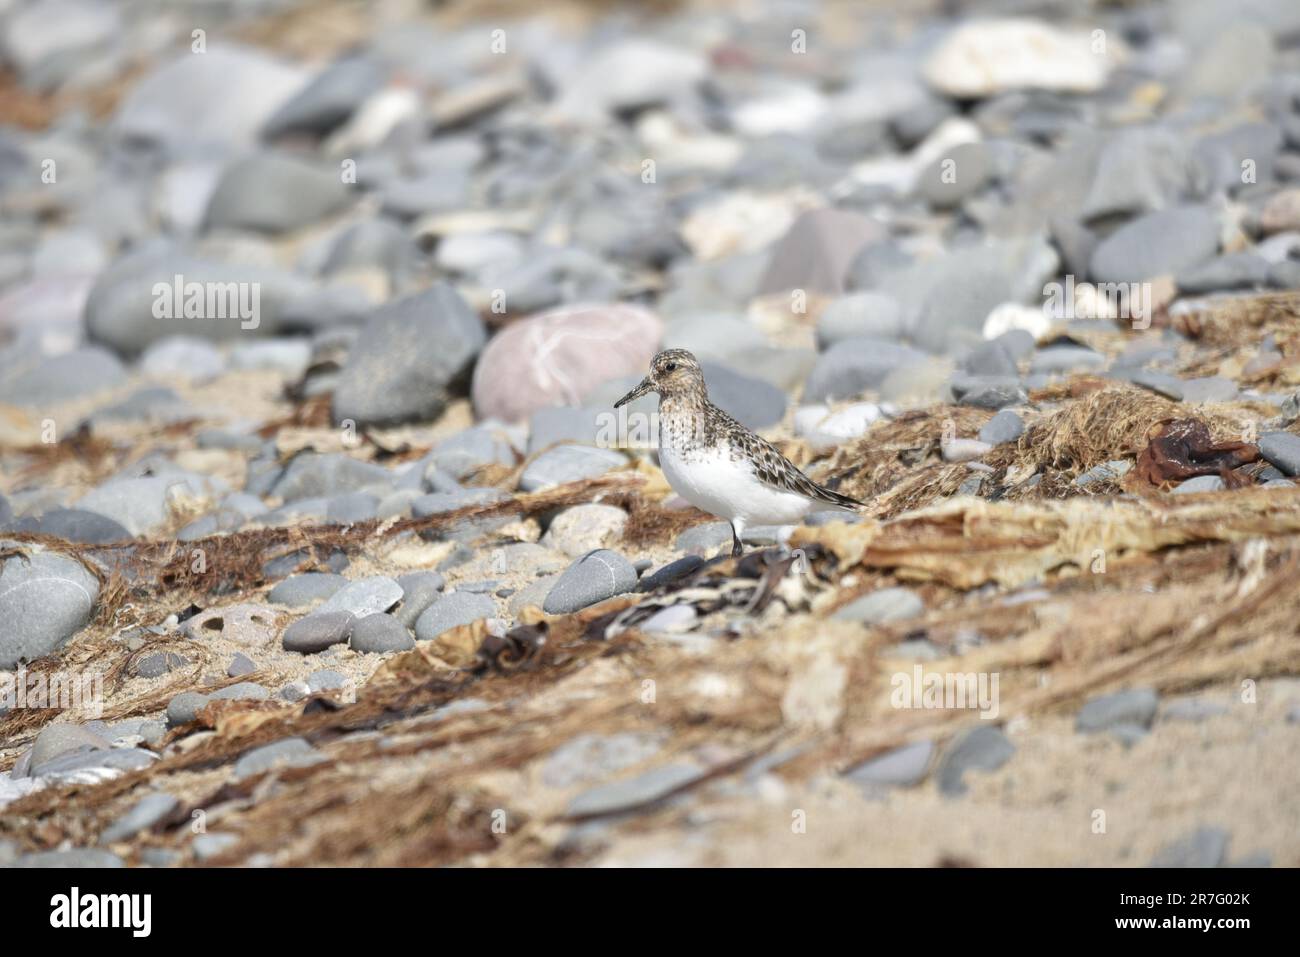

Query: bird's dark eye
[{"left": 664, "top": 361, "right": 677, "bottom": 372}]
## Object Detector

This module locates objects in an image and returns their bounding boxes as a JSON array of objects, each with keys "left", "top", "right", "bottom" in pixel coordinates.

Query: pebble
[
  {"left": 1258, "top": 432, "right": 1300, "bottom": 476},
  {"left": 204, "top": 151, "right": 352, "bottom": 233},
  {"left": 392, "top": 571, "right": 445, "bottom": 628},
  {"left": 519, "top": 445, "right": 626, "bottom": 492},
  {"left": 0, "top": 546, "right": 99, "bottom": 669},
  {"left": 14, "top": 848, "right": 125, "bottom": 868},
  {"left": 282, "top": 611, "right": 355, "bottom": 654},
  {"left": 191, "top": 833, "right": 240, "bottom": 862},
  {"left": 227, "top": 653, "right": 257, "bottom": 678},
  {"left": 181, "top": 603, "right": 282, "bottom": 646},
  {"left": 1076, "top": 688, "right": 1159, "bottom": 733},
  {"left": 803, "top": 338, "right": 931, "bottom": 403},
  {"left": 544, "top": 550, "right": 638, "bottom": 614},
  {"left": 166, "top": 691, "right": 210, "bottom": 726},
  {"left": 922, "top": 19, "right": 1112, "bottom": 97},
  {"left": 134, "top": 651, "right": 188, "bottom": 679},
  {"left": 674, "top": 522, "right": 733, "bottom": 557},
  {"left": 101, "top": 793, "right": 178, "bottom": 844},
  {"left": 1161, "top": 698, "right": 1229, "bottom": 723},
  {"left": 541, "top": 732, "right": 664, "bottom": 789},
  {"left": 564, "top": 762, "right": 706, "bottom": 819},
  {"left": 22, "top": 723, "right": 112, "bottom": 778},
  {"left": 831, "top": 587, "right": 925, "bottom": 625},
  {"left": 470, "top": 303, "right": 662, "bottom": 423},
  {"left": 349, "top": 613, "right": 415, "bottom": 654},
  {"left": 315, "top": 575, "right": 403, "bottom": 619},
  {"left": 978, "top": 410, "right": 1024, "bottom": 445},
  {"left": 542, "top": 504, "right": 628, "bottom": 557},
  {"left": 414, "top": 591, "right": 496, "bottom": 641},
  {"left": 234, "top": 737, "right": 320, "bottom": 779},
  {"left": 844, "top": 740, "right": 934, "bottom": 791},
  {"left": 331, "top": 284, "right": 486, "bottom": 428},
  {"left": 268, "top": 573, "right": 349, "bottom": 607},
  {"left": 935, "top": 726, "right": 1016, "bottom": 797},
  {"left": 1089, "top": 207, "right": 1220, "bottom": 284},
  {"left": 1173, "top": 475, "right": 1225, "bottom": 494}
]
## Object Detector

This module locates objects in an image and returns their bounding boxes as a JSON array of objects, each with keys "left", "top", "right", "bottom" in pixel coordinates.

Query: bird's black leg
[{"left": 730, "top": 523, "right": 743, "bottom": 557}]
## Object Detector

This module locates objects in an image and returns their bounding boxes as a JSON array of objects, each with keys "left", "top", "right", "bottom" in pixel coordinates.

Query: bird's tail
[{"left": 814, "top": 483, "right": 866, "bottom": 511}]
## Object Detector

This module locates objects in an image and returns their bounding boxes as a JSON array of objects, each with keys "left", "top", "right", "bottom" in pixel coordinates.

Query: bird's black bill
[{"left": 614, "top": 376, "right": 654, "bottom": 408}]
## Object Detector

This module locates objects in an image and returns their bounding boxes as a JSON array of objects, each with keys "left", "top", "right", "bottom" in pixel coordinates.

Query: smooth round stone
[
  {"left": 470, "top": 303, "right": 663, "bottom": 423},
  {"left": 14, "top": 849, "right": 124, "bottom": 868},
  {"left": 268, "top": 572, "right": 349, "bottom": 607},
  {"left": 325, "top": 491, "right": 380, "bottom": 524},
  {"left": 520, "top": 445, "right": 627, "bottom": 492},
  {"left": 140, "top": 335, "right": 226, "bottom": 384},
  {"left": 0, "top": 346, "right": 126, "bottom": 408},
  {"left": 270, "top": 453, "right": 392, "bottom": 502},
  {"left": 844, "top": 740, "right": 935, "bottom": 790},
  {"left": 428, "top": 427, "right": 517, "bottom": 480},
  {"left": 1089, "top": 206, "right": 1220, "bottom": 284},
  {"left": 1076, "top": 688, "right": 1160, "bottom": 732},
  {"left": 414, "top": 591, "right": 496, "bottom": 641},
  {"left": 349, "top": 612, "right": 415, "bottom": 654},
  {"left": 23, "top": 723, "right": 112, "bottom": 778},
  {"left": 832, "top": 587, "right": 925, "bottom": 625},
  {"left": 331, "top": 283, "right": 486, "bottom": 428},
  {"left": 542, "top": 504, "right": 628, "bottom": 557},
  {"left": 227, "top": 653, "right": 257, "bottom": 677},
  {"left": 101, "top": 792, "right": 179, "bottom": 844},
  {"left": 935, "top": 727, "right": 1015, "bottom": 796},
  {"left": 233, "top": 737, "right": 319, "bottom": 779},
  {"left": 922, "top": 20, "right": 1112, "bottom": 97},
  {"left": 133, "top": 651, "right": 188, "bottom": 679},
  {"left": 815, "top": 292, "right": 906, "bottom": 349},
  {"left": 204, "top": 151, "right": 352, "bottom": 234},
  {"left": 209, "top": 682, "right": 270, "bottom": 702},
  {"left": 166, "top": 691, "right": 210, "bottom": 726},
  {"left": 803, "top": 338, "right": 931, "bottom": 403},
  {"left": 638, "top": 604, "right": 697, "bottom": 634},
  {"left": 391, "top": 571, "right": 445, "bottom": 627},
  {"left": 1258, "top": 432, "right": 1300, "bottom": 476},
  {"left": 0, "top": 545, "right": 99, "bottom": 669},
  {"left": 306, "top": 669, "right": 348, "bottom": 692},
  {"left": 1173, "top": 475, "right": 1225, "bottom": 494},
  {"left": 543, "top": 550, "right": 638, "bottom": 615},
  {"left": 675, "top": 522, "right": 732, "bottom": 556},
  {"left": 978, "top": 410, "right": 1024, "bottom": 445},
  {"left": 5, "top": 508, "right": 131, "bottom": 544},
  {"left": 282, "top": 611, "right": 355, "bottom": 653},
  {"left": 314, "top": 575, "right": 403, "bottom": 618}
]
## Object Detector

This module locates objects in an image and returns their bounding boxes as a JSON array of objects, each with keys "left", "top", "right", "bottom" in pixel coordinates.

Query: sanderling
[{"left": 615, "top": 349, "right": 864, "bottom": 556}]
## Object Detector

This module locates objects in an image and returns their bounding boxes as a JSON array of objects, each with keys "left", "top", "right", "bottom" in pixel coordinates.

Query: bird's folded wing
[{"left": 734, "top": 430, "right": 862, "bottom": 509}]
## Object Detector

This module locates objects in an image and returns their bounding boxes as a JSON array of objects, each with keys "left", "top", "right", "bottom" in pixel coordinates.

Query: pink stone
[{"left": 471, "top": 303, "right": 663, "bottom": 422}]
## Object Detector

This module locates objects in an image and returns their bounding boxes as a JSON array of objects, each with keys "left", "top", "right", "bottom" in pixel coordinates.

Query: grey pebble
[
  {"left": 233, "top": 737, "right": 320, "bottom": 779},
  {"left": 543, "top": 549, "right": 638, "bottom": 615},
  {"left": 282, "top": 611, "right": 355, "bottom": 653},
  {"left": 1076, "top": 688, "right": 1159, "bottom": 733},
  {"left": 101, "top": 792, "right": 179, "bottom": 844},
  {"left": 844, "top": 740, "right": 934, "bottom": 792},
  {"left": 414, "top": 591, "right": 496, "bottom": 641},
  {"left": 936, "top": 726, "right": 1015, "bottom": 797},
  {"left": 349, "top": 612, "right": 415, "bottom": 653},
  {"left": 831, "top": 587, "right": 924, "bottom": 625}
]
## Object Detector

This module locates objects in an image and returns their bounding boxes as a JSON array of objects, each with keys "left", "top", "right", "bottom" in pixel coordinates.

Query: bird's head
[{"left": 614, "top": 349, "right": 706, "bottom": 408}]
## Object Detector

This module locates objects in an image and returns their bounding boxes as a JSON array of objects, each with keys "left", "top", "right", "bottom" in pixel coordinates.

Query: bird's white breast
[{"left": 658, "top": 441, "right": 818, "bottom": 526}]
